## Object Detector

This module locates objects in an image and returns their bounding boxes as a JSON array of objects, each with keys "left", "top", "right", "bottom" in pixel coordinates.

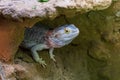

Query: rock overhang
[{"left": 0, "top": 0, "right": 112, "bottom": 20}]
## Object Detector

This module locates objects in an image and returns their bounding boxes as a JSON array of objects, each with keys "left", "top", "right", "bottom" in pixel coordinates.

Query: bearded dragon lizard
[{"left": 21, "top": 22, "right": 79, "bottom": 67}]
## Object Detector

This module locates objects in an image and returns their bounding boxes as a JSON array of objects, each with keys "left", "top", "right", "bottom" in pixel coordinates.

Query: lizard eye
[{"left": 64, "top": 28, "right": 70, "bottom": 34}]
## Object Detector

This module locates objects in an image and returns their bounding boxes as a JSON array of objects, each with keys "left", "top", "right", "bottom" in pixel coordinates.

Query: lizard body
[{"left": 21, "top": 22, "right": 79, "bottom": 67}]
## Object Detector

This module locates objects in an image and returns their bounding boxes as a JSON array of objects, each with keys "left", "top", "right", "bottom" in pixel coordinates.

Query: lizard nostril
[{"left": 54, "top": 34, "right": 58, "bottom": 38}]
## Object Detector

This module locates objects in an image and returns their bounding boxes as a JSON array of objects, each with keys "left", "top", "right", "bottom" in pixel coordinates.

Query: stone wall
[
  {"left": 1, "top": 0, "right": 120, "bottom": 80},
  {"left": 14, "top": 1, "right": 120, "bottom": 80},
  {"left": 0, "top": 0, "right": 112, "bottom": 63}
]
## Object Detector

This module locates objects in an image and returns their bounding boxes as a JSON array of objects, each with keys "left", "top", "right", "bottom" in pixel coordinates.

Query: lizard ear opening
[{"left": 53, "top": 34, "right": 59, "bottom": 38}]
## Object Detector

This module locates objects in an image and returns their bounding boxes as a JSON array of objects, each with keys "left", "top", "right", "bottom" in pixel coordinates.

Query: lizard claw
[
  {"left": 50, "top": 54, "right": 56, "bottom": 62},
  {"left": 38, "top": 58, "right": 47, "bottom": 68}
]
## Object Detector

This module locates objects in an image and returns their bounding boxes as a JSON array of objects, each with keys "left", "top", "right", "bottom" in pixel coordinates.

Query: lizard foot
[
  {"left": 50, "top": 54, "right": 56, "bottom": 62},
  {"left": 37, "top": 58, "right": 47, "bottom": 68}
]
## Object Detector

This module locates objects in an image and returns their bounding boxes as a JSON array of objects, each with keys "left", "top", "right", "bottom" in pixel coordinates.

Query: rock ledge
[{"left": 0, "top": 0, "right": 112, "bottom": 20}]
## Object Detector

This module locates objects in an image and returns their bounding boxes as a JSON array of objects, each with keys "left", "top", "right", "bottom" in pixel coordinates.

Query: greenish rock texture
[
  {"left": 1, "top": 0, "right": 120, "bottom": 80},
  {"left": 13, "top": 1, "right": 120, "bottom": 80}
]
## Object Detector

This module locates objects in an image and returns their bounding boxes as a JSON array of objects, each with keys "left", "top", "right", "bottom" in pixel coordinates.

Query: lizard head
[{"left": 50, "top": 24, "right": 79, "bottom": 47}]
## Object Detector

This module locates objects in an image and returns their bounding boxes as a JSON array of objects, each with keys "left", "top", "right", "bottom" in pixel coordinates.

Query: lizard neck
[{"left": 45, "top": 31, "right": 66, "bottom": 48}]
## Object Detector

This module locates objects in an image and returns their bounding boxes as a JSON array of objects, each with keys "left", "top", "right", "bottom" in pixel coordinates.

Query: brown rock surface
[
  {"left": 0, "top": 18, "right": 24, "bottom": 62},
  {"left": 14, "top": 1, "right": 120, "bottom": 80},
  {"left": 0, "top": 17, "right": 41, "bottom": 62},
  {"left": 0, "top": 0, "right": 112, "bottom": 62},
  {"left": 1, "top": 0, "right": 120, "bottom": 80}
]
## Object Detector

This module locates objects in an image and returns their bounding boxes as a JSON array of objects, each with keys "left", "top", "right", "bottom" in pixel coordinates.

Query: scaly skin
[
  {"left": 0, "top": 63, "right": 5, "bottom": 80},
  {"left": 21, "top": 22, "right": 79, "bottom": 67}
]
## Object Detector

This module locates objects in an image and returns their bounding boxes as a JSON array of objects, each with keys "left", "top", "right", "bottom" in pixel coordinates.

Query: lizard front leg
[
  {"left": 31, "top": 44, "right": 47, "bottom": 68},
  {"left": 49, "top": 48, "right": 56, "bottom": 62}
]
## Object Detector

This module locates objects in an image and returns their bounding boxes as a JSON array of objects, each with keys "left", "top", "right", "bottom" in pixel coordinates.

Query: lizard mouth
[
  {"left": 74, "top": 28, "right": 79, "bottom": 34},
  {"left": 64, "top": 33, "right": 78, "bottom": 39}
]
